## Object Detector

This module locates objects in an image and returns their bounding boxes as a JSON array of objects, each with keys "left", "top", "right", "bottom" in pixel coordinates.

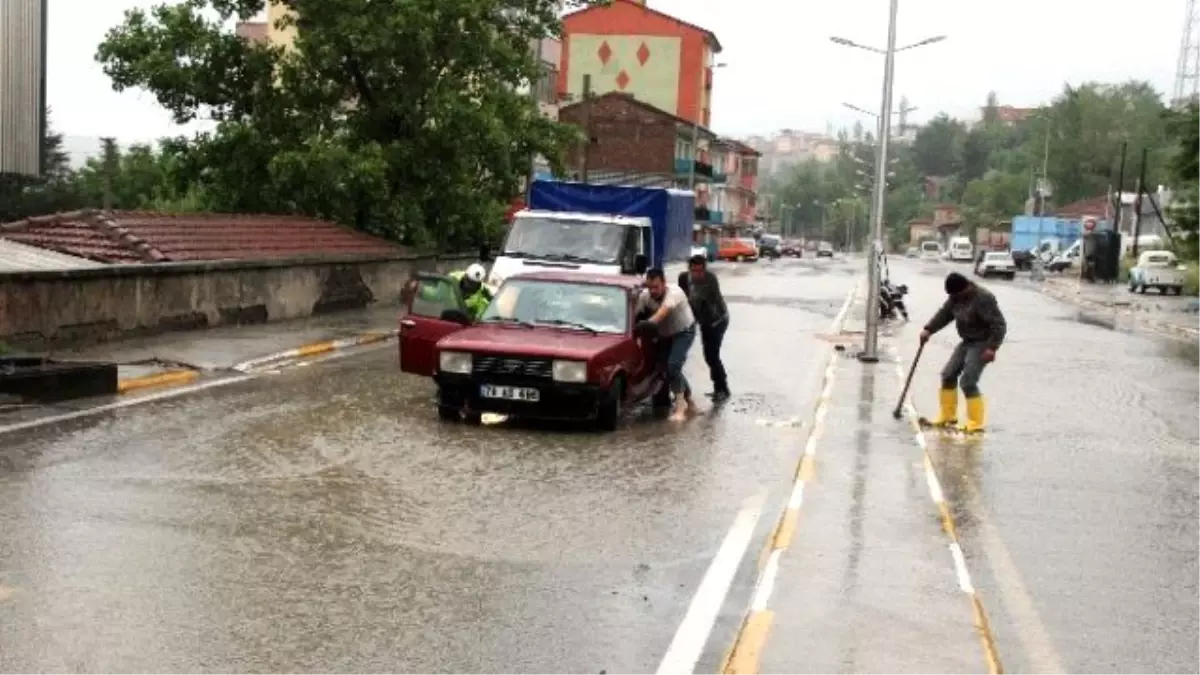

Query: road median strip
[
  {"left": 232, "top": 329, "right": 400, "bottom": 373},
  {"left": 114, "top": 329, "right": 399, "bottom": 394},
  {"left": 719, "top": 286, "right": 858, "bottom": 675}
]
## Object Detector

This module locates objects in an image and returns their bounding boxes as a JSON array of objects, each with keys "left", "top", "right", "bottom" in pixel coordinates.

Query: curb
[
  {"left": 232, "top": 329, "right": 400, "bottom": 373},
  {"left": 117, "top": 369, "right": 200, "bottom": 394},
  {"left": 1040, "top": 282, "right": 1199, "bottom": 340}
]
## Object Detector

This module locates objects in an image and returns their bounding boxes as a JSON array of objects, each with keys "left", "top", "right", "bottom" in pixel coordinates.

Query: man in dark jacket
[
  {"left": 683, "top": 255, "right": 731, "bottom": 401},
  {"left": 919, "top": 271, "right": 1007, "bottom": 433}
]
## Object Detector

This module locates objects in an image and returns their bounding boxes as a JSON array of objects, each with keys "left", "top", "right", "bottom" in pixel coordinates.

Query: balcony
[
  {"left": 711, "top": 167, "right": 727, "bottom": 184},
  {"left": 708, "top": 210, "right": 724, "bottom": 225},
  {"left": 738, "top": 172, "right": 757, "bottom": 191},
  {"left": 674, "top": 158, "right": 714, "bottom": 182},
  {"left": 694, "top": 206, "right": 712, "bottom": 222}
]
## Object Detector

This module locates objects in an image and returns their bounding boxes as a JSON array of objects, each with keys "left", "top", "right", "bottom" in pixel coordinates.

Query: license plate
[{"left": 480, "top": 384, "right": 540, "bottom": 402}]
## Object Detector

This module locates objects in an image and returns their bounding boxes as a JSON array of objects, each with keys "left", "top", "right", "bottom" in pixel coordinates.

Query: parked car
[
  {"left": 817, "top": 242, "right": 834, "bottom": 258},
  {"left": 398, "top": 271, "right": 671, "bottom": 430},
  {"left": 974, "top": 251, "right": 1016, "bottom": 279},
  {"left": 758, "top": 234, "right": 783, "bottom": 259},
  {"left": 781, "top": 240, "right": 803, "bottom": 257},
  {"left": 718, "top": 237, "right": 759, "bottom": 262},
  {"left": 1129, "top": 250, "right": 1186, "bottom": 295},
  {"left": 905, "top": 246, "right": 919, "bottom": 258},
  {"left": 920, "top": 240, "right": 943, "bottom": 260}
]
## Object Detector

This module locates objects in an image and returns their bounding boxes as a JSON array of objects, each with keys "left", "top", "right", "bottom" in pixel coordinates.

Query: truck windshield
[
  {"left": 503, "top": 217, "right": 627, "bottom": 264},
  {"left": 481, "top": 279, "right": 628, "bottom": 334}
]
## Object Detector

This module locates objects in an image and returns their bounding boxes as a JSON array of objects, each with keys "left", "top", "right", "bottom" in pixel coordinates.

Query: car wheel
[{"left": 596, "top": 376, "right": 624, "bottom": 431}]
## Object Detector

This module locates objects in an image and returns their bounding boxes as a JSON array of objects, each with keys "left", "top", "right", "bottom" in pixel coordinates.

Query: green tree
[
  {"left": 1166, "top": 103, "right": 1199, "bottom": 259},
  {"left": 0, "top": 111, "right": 83, "bottom": 221},
  {"left": 95, "top": 0, "right": 594, "bottom": 250}
]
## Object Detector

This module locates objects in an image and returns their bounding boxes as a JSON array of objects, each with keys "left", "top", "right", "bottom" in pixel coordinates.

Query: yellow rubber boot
[
  {"left": 929, "top": 387, "right": 959, "bottom": 427},
  {"left": 961, "top": 395, "right": 986, "bottom": 434}
]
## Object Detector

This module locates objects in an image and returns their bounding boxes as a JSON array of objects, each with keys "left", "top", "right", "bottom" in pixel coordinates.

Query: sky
[{"left": 49, "top": 0, "right": 1186, "bottom": 144}]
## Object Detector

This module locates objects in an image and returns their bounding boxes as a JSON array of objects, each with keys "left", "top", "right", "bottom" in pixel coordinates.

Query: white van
[
  {"left": 920, "top": 240, "right": 942, "bottom": 260},
  {"left": 948, "top": 236, "right": 974, "bottom": 262}
]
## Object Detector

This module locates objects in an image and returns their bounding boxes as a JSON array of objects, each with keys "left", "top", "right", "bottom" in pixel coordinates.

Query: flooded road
[
  {"left": 0, "top": 259, "right": 855, "bottom": 673},
  {"left": 1, "top": 256, "right": 1196, "bottom": 673}
]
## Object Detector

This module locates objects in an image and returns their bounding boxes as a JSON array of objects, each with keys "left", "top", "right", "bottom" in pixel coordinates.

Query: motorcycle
[{"left": 879, "top": 279, "right": 909, "bottom": 321}]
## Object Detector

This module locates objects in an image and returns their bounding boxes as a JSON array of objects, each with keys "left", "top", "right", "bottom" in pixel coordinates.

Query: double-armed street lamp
[{"left": 829, "top": 18, "right": 945, "bottom": 362}]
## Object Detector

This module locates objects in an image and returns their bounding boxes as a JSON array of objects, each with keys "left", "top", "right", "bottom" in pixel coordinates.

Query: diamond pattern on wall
[
  {"left": 636, "top": 42, "right": 651, "bottom": 66},
  {"left": 597, "top": 41, "right": 612, "bottom": 65},
  {"left": 615, "top": 70, "right": 630, "bottom": 90}
]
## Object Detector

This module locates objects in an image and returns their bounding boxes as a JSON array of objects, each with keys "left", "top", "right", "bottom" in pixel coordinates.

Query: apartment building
[{"left": 0, "top": 0, "right": 47, "bottom": 177}]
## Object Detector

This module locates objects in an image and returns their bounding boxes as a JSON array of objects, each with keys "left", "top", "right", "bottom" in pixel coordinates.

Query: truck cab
[
  {"left": 486, "top": 210, "right": 651, "bottom": 292},
  {"left": 1129, "top": 250, "right": 1185, "bottom": 295}
]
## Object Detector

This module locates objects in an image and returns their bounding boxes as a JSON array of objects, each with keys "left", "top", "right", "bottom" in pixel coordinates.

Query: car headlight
[
  {"left": 552, "top": 360, "right": 588, "bottom": 383},
  {"left": 438, "top": 350, "right": 472, "bottom": 374}
]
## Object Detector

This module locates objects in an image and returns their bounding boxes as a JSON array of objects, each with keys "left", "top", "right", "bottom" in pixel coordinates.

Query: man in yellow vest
[{"left": 448, "top": 263, "right": 493, "bottom": 320}]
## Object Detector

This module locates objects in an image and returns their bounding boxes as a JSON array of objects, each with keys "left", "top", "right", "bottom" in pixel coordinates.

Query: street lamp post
[
  {"left": 689, "top": 61, "right": 727, "bottom": 191},
  {"left": 830, "top": 22, "right": 945, "bottom": 362}
]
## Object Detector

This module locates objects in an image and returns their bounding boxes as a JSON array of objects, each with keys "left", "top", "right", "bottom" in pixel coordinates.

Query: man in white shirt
[{"left": 636, "top": 267, "right": 698, "bottom": 422}]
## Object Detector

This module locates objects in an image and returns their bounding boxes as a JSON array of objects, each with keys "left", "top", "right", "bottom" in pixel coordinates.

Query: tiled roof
[
  {"left": 562, "top": 0, "right": 723, "bottom": 52},
  {"left": 0, "top": 210, "right": 408, "bottom": 264},
  {"left": 1054, "top": 195, "right": 1110, "bottom": 218},
  {"left": 0, "top": 238, "right": 105, "bottom": 272}
]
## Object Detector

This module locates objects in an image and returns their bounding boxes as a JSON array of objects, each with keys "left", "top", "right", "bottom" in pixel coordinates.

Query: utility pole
[
  {"left": 860, "top": 0, "right": 899, "bottom": 363},
  {"left": 688, "top": 63, "right": 705, "bottom": 191},
  {"left": 580, "top": 74, "right": 593, "bottom": 183},
  {"left": 1132, "top": 146, "right": 1148, "bottom": 257}
]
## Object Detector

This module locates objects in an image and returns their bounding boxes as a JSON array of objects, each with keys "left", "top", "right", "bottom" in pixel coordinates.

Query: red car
[{"left": 399, "top": 271, "right": 671, "bottom": 430}]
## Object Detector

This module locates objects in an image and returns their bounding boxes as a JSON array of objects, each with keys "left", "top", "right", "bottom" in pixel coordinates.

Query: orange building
[{"left": 558, "top": 0, "right": 722, "bottom": 128}]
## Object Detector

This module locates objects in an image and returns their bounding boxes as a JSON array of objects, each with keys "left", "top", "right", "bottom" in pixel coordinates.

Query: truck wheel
[
  {"left": 596, "top": 377, "right": 624, "bottom": 431},
  {"left": 1139, "top": 284, "right": 1147, "bottom": 294}
]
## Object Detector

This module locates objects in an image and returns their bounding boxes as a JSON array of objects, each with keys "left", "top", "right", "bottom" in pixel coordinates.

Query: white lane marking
[
  {"left": 0, "top": 376, "right": 253, "bottom": 437},
  {"left": 787, "top": 481, "right": 805, "bottom": 510},
  {"left": 948, "top": 542, "right": 976, "bottom": 594},
  {"left": 750, "top": 549, "right": 781, "bottom": 612},
  {"left": 656, "top": 491, "right": 767, "bottom": 675}
]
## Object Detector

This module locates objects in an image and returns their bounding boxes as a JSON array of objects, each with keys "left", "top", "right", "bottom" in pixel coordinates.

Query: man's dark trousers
[{"left": 700, "top": 318, "right": 729, "bottom": 394}]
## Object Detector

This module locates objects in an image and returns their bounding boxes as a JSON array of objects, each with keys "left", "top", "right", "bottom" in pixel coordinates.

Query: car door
[{"left": 399, "top": 273, "right": 470, "bottom": 377}]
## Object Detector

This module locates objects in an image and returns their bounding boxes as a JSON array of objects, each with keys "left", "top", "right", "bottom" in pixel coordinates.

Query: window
[{"left": 536, "top": 64, "right": 559, "bottom": 105}]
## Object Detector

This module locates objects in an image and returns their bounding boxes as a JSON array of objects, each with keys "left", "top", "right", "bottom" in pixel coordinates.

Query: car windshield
[
  {"left": 480, "top": 279, "right": 628, "bottom": 334},
  {"left": 921, "top": 242, "right": 940, "bottom": 251},
  {"left": 503, "top": 217, "right": 627, "bottom": 264}
]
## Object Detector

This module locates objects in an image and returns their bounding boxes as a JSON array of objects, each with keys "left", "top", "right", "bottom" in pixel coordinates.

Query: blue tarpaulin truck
[{"left": 486, "top": 180, "right": 695, "bottom": 290}]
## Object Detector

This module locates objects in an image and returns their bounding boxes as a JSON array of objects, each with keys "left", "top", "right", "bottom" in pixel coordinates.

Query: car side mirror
[
  {"left": 478, "top": 244, "right": 492, "bottom": 263},
  {"left": 440, "top": 308, "right": 472, "bottom": 325},
  {"left": 634, "top": 254, "right": 649, "bottom": 274}
]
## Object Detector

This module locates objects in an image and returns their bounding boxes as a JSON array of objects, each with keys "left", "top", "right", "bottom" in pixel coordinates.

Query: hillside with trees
[{"left": 762, "top": 83, "right": 1198, "bottom": 256}]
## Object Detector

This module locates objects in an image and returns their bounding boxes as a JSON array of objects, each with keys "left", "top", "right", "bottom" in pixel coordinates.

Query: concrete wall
[{"left": 0, "top": 253, "right": 474, "bottom": 349}]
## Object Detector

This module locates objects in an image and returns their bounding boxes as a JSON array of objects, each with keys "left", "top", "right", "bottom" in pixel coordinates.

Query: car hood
[{"left": 438, "top": 324, "right": 626, "bottom": 360}]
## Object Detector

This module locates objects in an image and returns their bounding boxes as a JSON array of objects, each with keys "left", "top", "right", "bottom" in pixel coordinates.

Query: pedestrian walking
[
  {"left": 637, "top": 268, "right": 699, "bottom": 422},
  {"left": 918, "top": 271, "right": 1007, "bottom": 434},
  {"left": 685, "top": 254, "right": 731, "bottom": 401}
]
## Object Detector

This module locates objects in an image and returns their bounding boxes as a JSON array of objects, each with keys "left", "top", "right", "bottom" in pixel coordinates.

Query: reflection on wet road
[
  {"left": 0, "top": 256, "right": 1196, "bottom": 674},
  {"left": 0, "top": 259, "right": 852, "bottom": 673}
]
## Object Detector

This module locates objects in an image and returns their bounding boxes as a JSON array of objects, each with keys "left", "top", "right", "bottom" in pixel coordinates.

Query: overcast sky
[{"left": 49, "top": 0, "right": 1184, "bottom": 142}]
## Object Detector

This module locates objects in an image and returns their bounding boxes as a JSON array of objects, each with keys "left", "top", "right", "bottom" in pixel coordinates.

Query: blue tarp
[{"left": 1011, "top": 215, "right": 1093, "bottom": 251}]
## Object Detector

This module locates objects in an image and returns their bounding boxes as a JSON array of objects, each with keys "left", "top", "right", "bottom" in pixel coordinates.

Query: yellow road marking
[
  {"left": 117, "top": 370, "right": 199, "bottom": 394},
  {"left": 296, "top": 341, "right": 337, "bottom": 357},
  {"left": 771, "top": 510, "right": 799, "bottom": 550},
  {"left": 721, "top": 610, "right": 775, "bottom": 674}
]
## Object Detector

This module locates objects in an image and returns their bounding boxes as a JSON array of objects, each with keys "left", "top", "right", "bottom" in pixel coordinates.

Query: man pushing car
[{"left": 637, "top": 268, "right": 699, "bottom": 422}]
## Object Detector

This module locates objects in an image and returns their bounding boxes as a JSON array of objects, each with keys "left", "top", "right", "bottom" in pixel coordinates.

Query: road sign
[{"left": 1084, "top": 218, "right": 1097, "bottom": 232}]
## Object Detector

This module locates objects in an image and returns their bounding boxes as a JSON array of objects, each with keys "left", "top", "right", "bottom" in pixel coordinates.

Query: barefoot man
[{"left": 638, "top": 268, "right": 699, "bottom": 422}]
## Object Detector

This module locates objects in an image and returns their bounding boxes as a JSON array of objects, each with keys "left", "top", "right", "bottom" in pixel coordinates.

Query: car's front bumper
[{"left": 435, "top": 373, "right": 604, "bottom": 420}]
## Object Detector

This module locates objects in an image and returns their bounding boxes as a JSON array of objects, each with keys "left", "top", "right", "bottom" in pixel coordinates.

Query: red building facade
[{"left": 557, "top": 0, "right": 722, "bottom": 128}]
